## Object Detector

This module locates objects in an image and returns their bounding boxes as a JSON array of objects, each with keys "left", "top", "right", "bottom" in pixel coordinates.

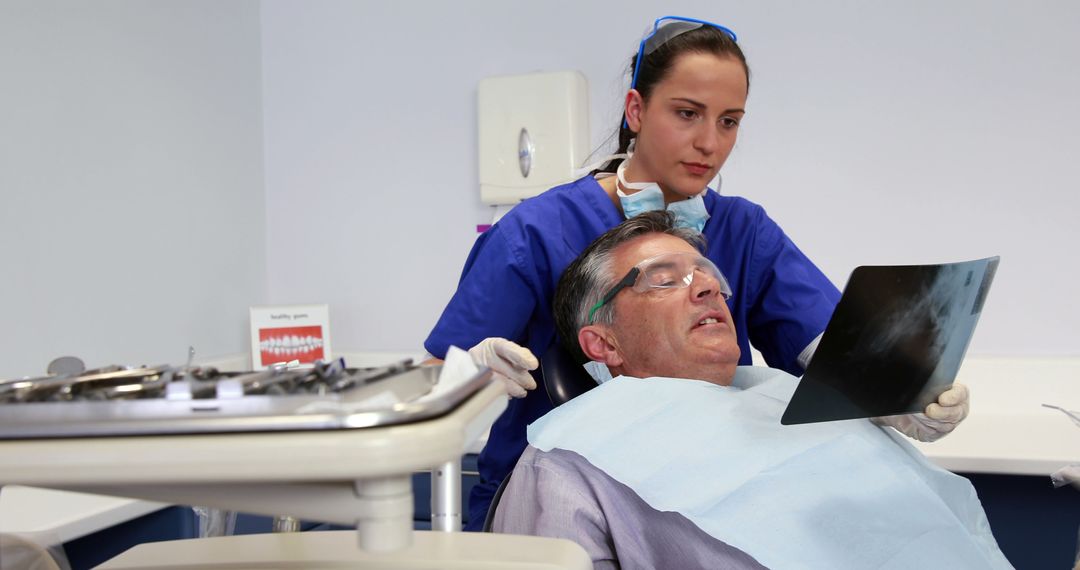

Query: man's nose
[{"left": 690, "top": 270, "right": 721, "bottom": 300}]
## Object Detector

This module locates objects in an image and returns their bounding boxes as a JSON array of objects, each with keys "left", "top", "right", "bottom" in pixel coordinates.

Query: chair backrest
[
  {"left": 480, "top": 468, "right": 515, "bottom": 532},
  {"left": 483, "top": 339, "right": 599, "bottom": 532},
  {"left": 540, "top": 339, "right": 597, "bottom": 407}
]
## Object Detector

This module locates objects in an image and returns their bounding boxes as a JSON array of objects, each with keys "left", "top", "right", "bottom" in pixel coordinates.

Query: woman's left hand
[{"left": 872, "top": 383, "right": 970, "bottom": 443}]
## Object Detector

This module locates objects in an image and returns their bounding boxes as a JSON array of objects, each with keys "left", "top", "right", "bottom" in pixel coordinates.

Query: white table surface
[
  {"left": 909, "top": 356, "right": 1080, "bottom": 475},
  {"left": 0, "top": 486, "right": 166, "bottom": 545},
  {"left": 96, "top": 530, "right": 592, "bottom": 570}
]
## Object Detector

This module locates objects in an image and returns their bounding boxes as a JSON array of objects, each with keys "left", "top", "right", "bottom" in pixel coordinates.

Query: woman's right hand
[{"left": 468, "top": 337, "right": 538, "bottom": 398}]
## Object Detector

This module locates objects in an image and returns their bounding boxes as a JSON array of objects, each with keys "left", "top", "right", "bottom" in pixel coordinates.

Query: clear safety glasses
[
  {"left": 588, "top": 252, "right": 733, "bottom": 323},
  {"left": 629, "top": 16, "right": 739, "bottom": 92}
]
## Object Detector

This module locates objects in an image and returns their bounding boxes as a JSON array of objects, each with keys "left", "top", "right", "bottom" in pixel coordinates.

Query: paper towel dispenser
[{"left": 478, "top": 71, "right": 590, "bottom": 205}]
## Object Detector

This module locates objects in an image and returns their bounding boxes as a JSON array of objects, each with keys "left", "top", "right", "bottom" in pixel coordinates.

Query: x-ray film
[{"left": 781, "top": 256, "right": 999, "bottom": 425}]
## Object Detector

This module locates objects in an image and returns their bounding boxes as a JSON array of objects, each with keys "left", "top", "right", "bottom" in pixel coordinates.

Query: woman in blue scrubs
[{"left": 427, "top": 16, "right": 969, "bottom": 530}]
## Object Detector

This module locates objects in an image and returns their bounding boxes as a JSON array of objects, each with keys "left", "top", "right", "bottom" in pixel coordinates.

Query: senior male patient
[{"left": 492, "top": 211, "right": 1011, "bottom": 569}]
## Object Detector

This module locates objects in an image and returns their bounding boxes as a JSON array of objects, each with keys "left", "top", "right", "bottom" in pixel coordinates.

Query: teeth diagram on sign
[{"left": 259, "top": 325, "right": 325, "bottom": 366}]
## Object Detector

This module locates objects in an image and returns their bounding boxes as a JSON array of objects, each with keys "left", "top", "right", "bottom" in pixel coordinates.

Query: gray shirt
[{"left": 492, "top": 445, "right": 767, "bottom": 570}]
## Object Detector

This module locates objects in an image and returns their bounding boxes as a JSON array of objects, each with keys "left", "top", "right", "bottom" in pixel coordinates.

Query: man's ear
[
  {"left": 624, "top": 89, "right": 644, "bottom": 133},
  {"left": 579, "top": 325, "right": 623, "bottom": 367}
]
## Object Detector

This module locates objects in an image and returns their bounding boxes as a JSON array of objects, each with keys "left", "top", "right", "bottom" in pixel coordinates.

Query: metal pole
[
  {"left": 271, "top": 515, "right": 301, "bottom": 533},
  {"left": 430, "top": 458, "right": 461, "bottom": 532}
]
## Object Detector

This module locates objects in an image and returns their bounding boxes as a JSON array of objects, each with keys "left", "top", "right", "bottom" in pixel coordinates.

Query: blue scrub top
[{"left": 425, "top": 175, "right": 840, "bottom": 530}]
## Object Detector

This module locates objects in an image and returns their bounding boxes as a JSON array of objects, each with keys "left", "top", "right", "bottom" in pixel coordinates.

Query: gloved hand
[
  {"left": 1051, "top": 464, "right": 1080, "bottom": 489},
  {"left": 872, "top": 383, "right": 970, "bottom": 443},
  {"left": 468, "top": 337, "right": 538, "bottom": 398}
]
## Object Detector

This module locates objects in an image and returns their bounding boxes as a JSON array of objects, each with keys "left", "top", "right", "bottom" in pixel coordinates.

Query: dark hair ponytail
[{"left": 594, "top": 25, "right": 750, "bottom": 174}]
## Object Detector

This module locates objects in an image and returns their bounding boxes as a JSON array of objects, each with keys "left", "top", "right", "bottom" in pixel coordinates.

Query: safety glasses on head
[
  {"left": 625, "top": 16, "right": 739, "bottom": 127},
  {"left": 588, "top": 251, "right": 733, "bottom": 324}
]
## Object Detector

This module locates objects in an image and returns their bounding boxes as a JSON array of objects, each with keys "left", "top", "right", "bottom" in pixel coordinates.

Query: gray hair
[{"left": 553, "top": 210, "right": 706, "bottom": 364}]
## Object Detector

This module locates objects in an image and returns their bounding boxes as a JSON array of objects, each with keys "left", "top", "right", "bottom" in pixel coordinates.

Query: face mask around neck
[{"left": 615, "top": 157, "right": 711, "bottom": 232}]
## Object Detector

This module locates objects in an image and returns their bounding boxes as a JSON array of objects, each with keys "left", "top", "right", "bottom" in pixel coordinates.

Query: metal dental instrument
[{"left": 1042, "top": 403, "right": 1080, "bottom": 428}]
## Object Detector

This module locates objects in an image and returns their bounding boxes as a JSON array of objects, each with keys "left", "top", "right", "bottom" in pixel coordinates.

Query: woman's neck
[
  {"left": 596, "top": 174, "right": 623, "bottom": 212},
  {"left": 620, "top": 160, "right": 696, "bottom": 204}
]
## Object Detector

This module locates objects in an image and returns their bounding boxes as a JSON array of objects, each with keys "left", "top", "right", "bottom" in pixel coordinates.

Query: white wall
[
  {"left": 0, "top": 1, "right": 267, "bottom": 377},
  {"left": 260, "top": 0, "right": 622, "bottom": 357},
  {"left": 3, "top": 1, "right": 1075, "bottom": 379},
  {"left": 261, "top": 1, "right": 1080, "bottom": 358}
]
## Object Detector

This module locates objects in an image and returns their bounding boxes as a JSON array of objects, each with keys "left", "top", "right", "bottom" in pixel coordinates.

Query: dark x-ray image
[{"left": 781, "top": 256, "right": 999, "bottom": 425}]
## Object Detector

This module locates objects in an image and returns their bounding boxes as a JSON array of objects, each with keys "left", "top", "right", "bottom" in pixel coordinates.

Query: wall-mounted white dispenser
[{"left": 478, "top": 70, "right": 590, "bottom": 205}]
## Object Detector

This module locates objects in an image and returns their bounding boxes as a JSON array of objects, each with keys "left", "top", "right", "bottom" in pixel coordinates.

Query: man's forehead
[{"left": 612, "top": 234, "right": 698, "bottom": 270}]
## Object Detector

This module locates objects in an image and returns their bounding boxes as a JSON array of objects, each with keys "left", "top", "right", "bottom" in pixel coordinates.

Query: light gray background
[
  {"left": 2, "top": 1, "right": 1077, "bottom": 377},
  {"left": 1, "top": 1, "right": 266, "bottom": 376}
]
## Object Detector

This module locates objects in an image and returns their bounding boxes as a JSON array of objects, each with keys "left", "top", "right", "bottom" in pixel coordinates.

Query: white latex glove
[
  {"left": 468, "top": 337, "right": 538, "bottom": 398},
  {"left": 1051, "top": 464, "right": 1080, "bottom": 489},
  {"left": 872, "top": 383, "right": 970, "bottom": 443}
]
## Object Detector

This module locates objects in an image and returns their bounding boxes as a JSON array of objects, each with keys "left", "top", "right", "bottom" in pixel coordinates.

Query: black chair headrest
[{"left": 540, "top": 340, "right": 598, "bottom": 407}]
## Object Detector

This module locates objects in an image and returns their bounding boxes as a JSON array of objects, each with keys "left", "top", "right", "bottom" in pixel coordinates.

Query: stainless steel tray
[{"left": 0, "top": 366, "right": 492, "bottom": 439}]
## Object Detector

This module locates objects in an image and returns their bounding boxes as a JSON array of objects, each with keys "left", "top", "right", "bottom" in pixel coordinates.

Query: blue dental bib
[{"left": 527, "top": 367, "right": 1011, "bottom": 569}]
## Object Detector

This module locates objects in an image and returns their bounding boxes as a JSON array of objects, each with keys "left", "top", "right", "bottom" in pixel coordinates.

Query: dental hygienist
[{"left": 426, "top": 16, "right": 971, "bottom": 530}]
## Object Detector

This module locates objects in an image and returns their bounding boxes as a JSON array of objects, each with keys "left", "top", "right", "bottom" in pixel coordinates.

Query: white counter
[
  {"left": 910, "top": 356, "right": 1080, "bottom": 475},
  {"left": 0, "top": 486, "right": 166, "bottom": 545}
]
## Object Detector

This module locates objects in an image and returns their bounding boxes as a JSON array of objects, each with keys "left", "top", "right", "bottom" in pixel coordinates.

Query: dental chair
[
  {"left": 539, "top": 340, "right": 597, "bottom": 408},
  {"left": 482, "top": 340, "right": 597, "bottom": 532}
]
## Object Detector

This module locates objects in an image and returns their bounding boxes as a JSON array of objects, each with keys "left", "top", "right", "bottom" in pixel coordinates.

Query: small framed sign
[{"left": 249, "top": 304, "right": 331, "bottom": 370}]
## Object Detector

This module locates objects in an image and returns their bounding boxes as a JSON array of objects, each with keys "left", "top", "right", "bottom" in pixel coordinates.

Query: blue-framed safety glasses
[
  {"left": 629, "top": 16, "right": 738, "bottom": 91},
  {"left": 623, "top": 16, "right": 738, "bottom": 129}
]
